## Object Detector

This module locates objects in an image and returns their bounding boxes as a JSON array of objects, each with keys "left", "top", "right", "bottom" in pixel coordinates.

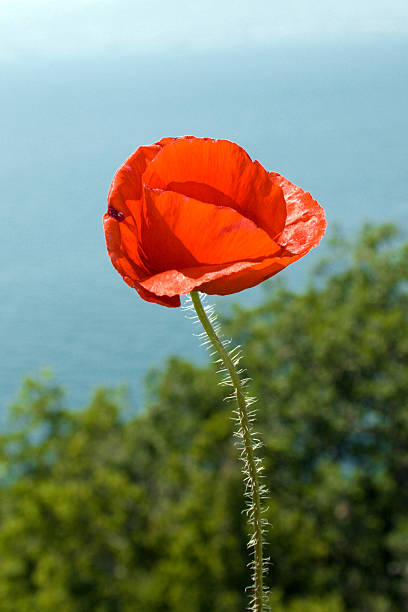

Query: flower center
[{"left": 107, "top": 205, "right": 125, "bottom": 221}]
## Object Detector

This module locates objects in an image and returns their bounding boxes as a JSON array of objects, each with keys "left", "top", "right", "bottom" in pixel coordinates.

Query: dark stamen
[{"left": 107, "top": 205, "right": 125, "bottom": 222}]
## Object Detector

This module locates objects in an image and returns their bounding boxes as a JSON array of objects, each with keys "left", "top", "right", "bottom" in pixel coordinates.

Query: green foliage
[{"left": 1, "top": 224, "right": 408, "bottom": 611}]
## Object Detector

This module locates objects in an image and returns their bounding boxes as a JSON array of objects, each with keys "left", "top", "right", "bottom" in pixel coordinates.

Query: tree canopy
[{"left": 1, "top": 225, "right": 407, "bottom": 611}]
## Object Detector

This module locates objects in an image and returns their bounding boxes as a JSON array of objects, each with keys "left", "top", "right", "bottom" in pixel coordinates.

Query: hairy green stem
[{"left": 190, "top": 291, "right": 265, "bottom": 612}]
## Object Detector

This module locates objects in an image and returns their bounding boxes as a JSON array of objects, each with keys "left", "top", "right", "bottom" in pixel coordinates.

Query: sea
[{"left": 1, "top": 40, "right": 407, "bottom": 423}]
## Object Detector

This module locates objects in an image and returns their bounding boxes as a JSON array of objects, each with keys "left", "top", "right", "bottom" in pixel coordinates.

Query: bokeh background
[
  {"left": 1, "top": 3, "right": 408, "bottom": 610},
  {"left": 1, "top": 0, "right": 407, "bottom": 416}
]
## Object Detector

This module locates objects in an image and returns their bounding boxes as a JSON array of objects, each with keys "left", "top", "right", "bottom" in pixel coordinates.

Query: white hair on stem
[{"left": 184, "top": 291, "right": 271, "bottom": 612}]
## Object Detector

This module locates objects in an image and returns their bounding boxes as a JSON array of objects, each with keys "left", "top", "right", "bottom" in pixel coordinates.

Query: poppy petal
[
  {"left": 136, "top": 284, "right": 181, "bottom": 307},
  {"left": 138, "top": 187, "right": 281, "bottom": 272},
  {"left": 105, "top": 144, "right": 165, "bottom": 284},
  {"left": 139, "top": 261, "right": 256, "bottom": 297},
  {"left": 197, "top": 251, "right": 302, "bottom": 295},
  {"left": 104, "top": 137, "right": 326, "bottom": 307},
  {"left": 142, "top": 137, "right": 287, "bottom": 240},
  {"left": 103, "top": 210, "right": 151, "bottom": 283},
  {"left": 109, "top": 144, "right": 162, "bottom": 208},
  {"left": 269, "top": 172, "right": 326, "bottom": 254}
]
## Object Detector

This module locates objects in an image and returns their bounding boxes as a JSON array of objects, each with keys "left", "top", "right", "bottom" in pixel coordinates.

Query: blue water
[{"left": 1, "top": 40, "right": 407, "bottom": 421}]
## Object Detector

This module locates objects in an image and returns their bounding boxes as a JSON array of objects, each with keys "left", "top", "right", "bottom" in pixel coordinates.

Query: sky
[{"left": 1, "top": 0, "right": 408, "bottom": 61}]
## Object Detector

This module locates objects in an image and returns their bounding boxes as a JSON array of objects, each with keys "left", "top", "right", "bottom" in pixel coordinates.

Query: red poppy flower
[{"left": 103, "top": 137, "right": 326, "bottom": 307}]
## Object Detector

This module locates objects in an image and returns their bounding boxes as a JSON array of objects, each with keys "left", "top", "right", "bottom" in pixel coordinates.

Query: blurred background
[
  {"left": 1, "top": 0, "right": 407, "bottom": 414},
  {"left": 0, "top": 1, "right": 408, "bottom": 610}
]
